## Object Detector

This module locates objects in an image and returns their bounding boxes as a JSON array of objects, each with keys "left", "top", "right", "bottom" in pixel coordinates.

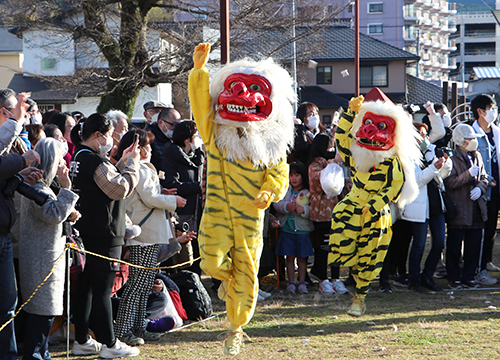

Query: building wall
[{"left": 0, "top": 53, "right": 22, "bottom": 88}]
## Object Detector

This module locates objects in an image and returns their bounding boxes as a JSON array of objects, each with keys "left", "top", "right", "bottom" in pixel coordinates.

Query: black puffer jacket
[
  {"left": 146, "top": 122, "right": 172, "bottom": 171},
  {"left": 160, "top": 142, "right": 204, "bottom": 218},
  {"left": 0, "top": 153, "right": 25, "bottom": 233}
]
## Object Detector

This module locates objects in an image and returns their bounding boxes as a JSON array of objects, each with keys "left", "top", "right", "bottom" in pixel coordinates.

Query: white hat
[{"left": 452, "top": 124, "right": 481, "bottom": 146}]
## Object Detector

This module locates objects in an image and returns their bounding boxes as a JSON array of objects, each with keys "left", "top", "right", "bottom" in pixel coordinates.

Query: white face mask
[
  {"left": 465, "top": 138, "right": 478, "bottom": 152},
  {"left": 32, "top": 113, "right": 43, "bottom": 124},
  {"left": 192, "top": 134, "right": 203, "bottom": 150},
  {"left": 114, "top": 131, "right": 125, "bottom": 141},
  {"left": 99, "top": 134, "right": 113, "bottom": 155},
  {"left": 141, "top": 147, "right": 151, "bottom": 163},
  {"left": 59, "top": 140, "right": 69, "bottom": 157},
  {"left": 161, "top": 126, "right": 173, "bottom": 139},
  {"left": 484, "top": 108, "right": 498, "bottom": 124},
  {"left": 306, "top": 115, "right": 320, "bottom": 130}
]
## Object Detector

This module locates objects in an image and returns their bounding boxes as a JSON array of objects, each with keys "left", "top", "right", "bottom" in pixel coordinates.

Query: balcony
[
  {"left": 464, "top": 30, "right": 496, "bottom": 38},
  {"left": 422, "top": 0, "right": 432, "bottom": 9},
  {"left": 432, "top": 41, "right": 442, "bottom": 50},
  {"left": 420, "top": 18, "right": 432, "bottom": 29},
  {"left": 404, "top": 14, "right": 420, "bottom": 22},
  {"left": 422, "top": 39, "right": 433, "bottom": 49}
]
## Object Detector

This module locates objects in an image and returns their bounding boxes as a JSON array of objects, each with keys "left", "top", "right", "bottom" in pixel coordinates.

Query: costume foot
[
  {"left": 223, "top": 327, "right": 244, "bottom": 355},
  {"left": 347, "top": 295, "right": 366, "bottom": 317},
  {"left": 218, "top": 279, "right": 230, "bottom": 301}
]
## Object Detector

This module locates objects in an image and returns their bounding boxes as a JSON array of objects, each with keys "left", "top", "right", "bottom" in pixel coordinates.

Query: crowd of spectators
[{"left": 1, "top": 87, "right": 500, "bottom": 360}]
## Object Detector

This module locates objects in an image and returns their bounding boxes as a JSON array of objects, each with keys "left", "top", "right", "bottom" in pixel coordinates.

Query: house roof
[
  {"left": 8, "top": 74, "right": 78, "bottom": 104},
  {"left": 298, "top": 86, "right": 349, "bottom": 109},
  {"left": 0, "top": 27, "right": 22, "bottom": 52},
  {"left": 470, "top": 67, "right": 500, "bottom": 80},
  {"left": 406, "top": 74, "right": 443, "bottom": 104},
  {"left": 231, "top": 26, "right": 420, "bottom": 64}
]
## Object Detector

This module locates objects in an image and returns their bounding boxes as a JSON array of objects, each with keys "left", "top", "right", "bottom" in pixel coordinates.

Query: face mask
[
  {"left": 32, "top": 113, "right": 42, "bottom": 124},
  {"left": 419, "top": 138, "right": 430, "bottom": 153},
  {"left": 324, "top": 150, "right": 336, "bottom": 160},
  {"left": 141, "top": 147, "right": 151, "bottom": 163},
  {"left": 99, "top": 134, "right": 113, "bottom": 155},
  {"left": 192, "top": 135, "right": 203, "bottom": 150},
  {"left": 465, "top": 138, "right": 478, "bottom": 152},
  {"left": 306, "top": 115, "right": 320, "bottom": 130},
  {"left": 484, "top": 108, "right": 498, "bottom": 124},
  {"left": 59, "top": 140, "right": 69, "bottom": 157},
  {"left": 161, "top": 127, "right": 174, "bottom": 139},
  {"left": 114, "top": 131, "right": 125, "bottom": 141}
]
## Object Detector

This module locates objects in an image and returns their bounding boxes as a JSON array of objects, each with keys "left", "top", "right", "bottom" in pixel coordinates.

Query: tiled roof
[
  {"left": 406, "top": 74, "right": 443, "bottom": 104},
  {"left": 231, "top": 26, "right": 420, "bottom": 63},
  {"left": 470, "top": 67, "right": 500, "bottom": 80},
  {"left": 8, "top": 74, "right": 78, "bottom": 104},
  {"left": 298, "top": 86, "right": 349, "bottom": 109},
  {"left": 0, "top": 27, "right": 22, "bottom": 52}
]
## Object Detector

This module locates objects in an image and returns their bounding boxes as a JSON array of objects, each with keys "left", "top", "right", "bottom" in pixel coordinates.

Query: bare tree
[{"left": 1, "top": 0, "right": 347, "bottom": 117}]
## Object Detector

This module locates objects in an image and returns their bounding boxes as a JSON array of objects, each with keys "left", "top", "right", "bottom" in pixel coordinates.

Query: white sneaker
[
  {"left": 257, "top": 293, "right": 265, "bottom": 301},
  {"left": 319, "top": 279, "right": 335, "bottom": 294},
  {"left": 331, "top": 279, "right": 348, "bottom": 294},
  {"left": 258, "top": 288, "right": 272, "bottom": 299},
  {"left": 100, "top": 339, "right": 140, "bottom": 358},
  {"left": 72, "top": 338, "right": 102, "bottom": 355},
  {"left": 486, "top": 262, "right": 500, "bottom": 272},
  {"left": 475, "top": 269, "right": 498, "bottom": 285}
]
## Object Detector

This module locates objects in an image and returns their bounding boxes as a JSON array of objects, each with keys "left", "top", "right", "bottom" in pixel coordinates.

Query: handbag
[
  {"left": 66, "top": 230, "right": 86, "bottom": 274},
  {"left": 440, "top": 190, "right": 457, "bottom": 222}
]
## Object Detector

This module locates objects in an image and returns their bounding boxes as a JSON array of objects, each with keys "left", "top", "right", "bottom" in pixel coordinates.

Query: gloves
[
  {"left": 468, "top": 165, "right": 479, "bottom": 177},
  {"left": 470, "top": 187, "right": 482, "bottom": 201}
]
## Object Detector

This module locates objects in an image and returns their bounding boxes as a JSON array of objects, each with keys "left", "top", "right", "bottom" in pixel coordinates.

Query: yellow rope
[
  {"left": 0, "top": 243, "right": 201, "bottom": 334},
  {"left": 0, "top": 246, "right": 69, "bottom": 333}
]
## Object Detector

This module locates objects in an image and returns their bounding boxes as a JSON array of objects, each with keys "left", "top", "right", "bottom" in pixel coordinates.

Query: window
[
  {"left": 316, "top": 66, "right": 332, "bottom": 84},
  {"left": 41, "top": 58, "right": 56, "bottom": 70},
  {"left": 322, "top": 115, "right": 332, "bottom": 126},
  {"left": 360, "top": 65, "right": 388, "bottom": 87},
  {"left": 368, "top": 2, "right": 383, "bottom": 13},
  {"left": 368, "top": 23, "right": 383, "bottom": 34}
]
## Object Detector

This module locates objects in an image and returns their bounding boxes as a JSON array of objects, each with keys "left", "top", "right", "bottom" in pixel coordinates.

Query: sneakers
[
  {"left": 409, "top": 280, "right": 425, "bottom": 293},
  {"left": 136, "top": 330, "right": 161, "bottom": 341},
  {"left": 476, "top": 269, "right": 498, "bottom": 285},
  {"left": 100, "top": 339, "right": 140, "bottom": 359},
  {"left": 319, "top": 279, "right": 335, "bottom": 294},
  {"left": 297, "top": 281, "right": 308, "bottom": 294},
  {"left": 72, "top": 337, "right": 102, "bottom": 356},
  {"left": 448, "top": 280, "right": 463, "bottom": 289},
  {"left": 258, "top": 288, "right": 272, "bottom": 299},
  {"left": 379, "top": 281, "right": 392, "bottom": 293},
  {"left": 223, "top": 328, "right": 244, "bottom": 355},
  {"left": 331, "top": 279, "right": 348, "bottom": 294},
  {"left": 486, "top": 262, "right": 500, "bottom": 272},
  {"left": 286, "top": 281, "right": 296, "bottom": 294},
  {"left": 421, "top": 276, "right": 442, "bottom": 291},
  {"left": 393, "top": 274, "right": 409, "bottom": 287},
  {"left": 461, "top": 280, "right": 480, "bottom": 288},
  {"left": 120, "top": 331, "right": 144, "bottom": 346},
  {"left": 347, "top": 295, "right": 366, "bottom": 317}
]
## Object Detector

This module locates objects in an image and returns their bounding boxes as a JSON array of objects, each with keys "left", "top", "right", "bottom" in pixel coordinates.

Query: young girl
[{"left": 274, "top": 162, "right": 315, "bottom": 294}]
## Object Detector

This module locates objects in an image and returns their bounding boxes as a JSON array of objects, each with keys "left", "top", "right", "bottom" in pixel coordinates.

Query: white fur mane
[
  {"left": 209, "top": 58, "right": 295, "bottom": 168},
  {"left": 350, "top": 100, "right": 422, "bottom": 208}
]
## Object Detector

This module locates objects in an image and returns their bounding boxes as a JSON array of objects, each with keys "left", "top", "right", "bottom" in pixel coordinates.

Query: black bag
[
  {"left": 169, "top": 270, "right": 212, "bottom": 321},
  {"left": 66, "top": 232, "right": 86, "bottom": 274}
]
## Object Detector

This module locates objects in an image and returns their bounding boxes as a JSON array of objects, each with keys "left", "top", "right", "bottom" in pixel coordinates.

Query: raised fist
[
  {"left": 193, "top": 43, "right": 211, "bottom": 70},
  {"left": 349, "top": 95, "right": 364, "bottom": 112}
]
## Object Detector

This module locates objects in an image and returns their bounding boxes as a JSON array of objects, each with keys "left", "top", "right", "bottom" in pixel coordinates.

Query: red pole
[
  {"left": 221, "top": 0, "right": 230, "bottom": 64},
  {"left": 354, "top": 0, "right": 359, "bottom": 97}
]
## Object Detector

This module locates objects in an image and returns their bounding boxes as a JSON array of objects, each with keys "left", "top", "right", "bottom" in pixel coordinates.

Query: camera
[
  {"left": 3, "top": 174, "right": 49, "bottom": 206},
  {"left": 435, "top": 147, "right": 453, "bottom": 158},
  {"left": 173, "top": 220, "right": 189, "bottom": 232}
]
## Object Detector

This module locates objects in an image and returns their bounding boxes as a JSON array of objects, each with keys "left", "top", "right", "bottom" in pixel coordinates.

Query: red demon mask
[
  {"left": 355, "top": 112, "right": 396, "bottom": 151},
  {"left": 217, "top": 73, "right": 273, "bottom": 122}
]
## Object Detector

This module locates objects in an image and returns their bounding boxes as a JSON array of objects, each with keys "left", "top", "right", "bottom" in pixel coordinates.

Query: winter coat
[
  {"left": 125, "top": 161, "right": 177, "bottom": 245},
  {"left": 308, "top": 157, "right": 338, "bottom": 222},
  {"left": 472, "top": 121, "right": 500, "bottom": 201},
  {"left": 273, "top": 188, "right": 314, "bottom": 232},
  {"left": 0, "top": 153, "right": 25, "bottom": 233},
  {"left": 145, "top": 121, "right": 172, "bottom": 171},
  {"left": 161, "top": 142, "right": 203, "bottom": 219},
  {"left": 444, "top": 146, "right": 488, "bottom": 228},
  {"left": 19, "top": 182, "right": 78, "bottom": 316}
]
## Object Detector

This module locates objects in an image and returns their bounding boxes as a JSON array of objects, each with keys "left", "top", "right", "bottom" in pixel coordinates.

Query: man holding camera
[
  {"left": 0, "top": 88, "right": 42, "bottom": 359},
  {"left": 471, "top": 94, "right": 500, "bottom": 285}
]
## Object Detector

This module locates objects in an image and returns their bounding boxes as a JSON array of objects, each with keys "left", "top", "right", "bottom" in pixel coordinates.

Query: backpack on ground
[{"left": 169, "top": 270, "right": 213, "bottom": 321}]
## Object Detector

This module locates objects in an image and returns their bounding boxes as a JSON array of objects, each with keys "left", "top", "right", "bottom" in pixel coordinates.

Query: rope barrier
[{"left": 0, "top": 243, "right": 201, "bottom": 334}]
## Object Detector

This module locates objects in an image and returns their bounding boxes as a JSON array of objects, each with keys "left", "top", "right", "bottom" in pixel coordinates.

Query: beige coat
[{"left": 125, "top": 161, "right": 177, "bottom": 245}]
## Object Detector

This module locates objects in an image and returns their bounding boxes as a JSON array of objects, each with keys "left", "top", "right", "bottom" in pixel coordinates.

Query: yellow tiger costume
[
  {"left": 329, "top": 92, "right": 420, "bottom": 316},
  {"left": 188, "top": 43, "right": 294, "bottom": 354}
]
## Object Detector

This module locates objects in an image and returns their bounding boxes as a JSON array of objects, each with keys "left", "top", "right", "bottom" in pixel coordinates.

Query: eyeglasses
[{"left": 160, "top": 119, "right": 178, "bottom": 127}]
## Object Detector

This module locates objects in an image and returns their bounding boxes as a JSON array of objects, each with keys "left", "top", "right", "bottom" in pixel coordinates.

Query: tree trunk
[{"left": 97, "top": 81, "right": 140, "bottom": 119}]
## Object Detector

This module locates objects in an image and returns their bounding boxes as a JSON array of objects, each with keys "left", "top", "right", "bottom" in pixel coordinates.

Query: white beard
[
  {"left": 350, "top": 142, "right": 396, "bottom": 172},
  {"left": 213, "top": 112, "right": 291, "bottom": 168}
]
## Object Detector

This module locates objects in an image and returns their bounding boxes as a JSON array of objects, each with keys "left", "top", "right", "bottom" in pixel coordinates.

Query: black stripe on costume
[{"left": 369, "top": 174, "right": 386, "bottom": 182}]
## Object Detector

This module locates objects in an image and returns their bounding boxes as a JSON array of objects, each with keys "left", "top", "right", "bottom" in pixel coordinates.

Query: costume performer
[
  {"left": 329, "top": 89, "right": 421, "bottom": 316},
  {"left": 188, "top": 43, "right": 295, "bottom": 355}
]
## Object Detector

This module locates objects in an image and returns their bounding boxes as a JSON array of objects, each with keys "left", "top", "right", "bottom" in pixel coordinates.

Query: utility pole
[
  {"left": 292, "top": 0, "right": 298, "bottom": 114},
  {"left": 221, "top": 0, "right": 230, "bottom": 64},
  {"left": 354, "top": 0, "right": 359, "bottom": 96}
]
